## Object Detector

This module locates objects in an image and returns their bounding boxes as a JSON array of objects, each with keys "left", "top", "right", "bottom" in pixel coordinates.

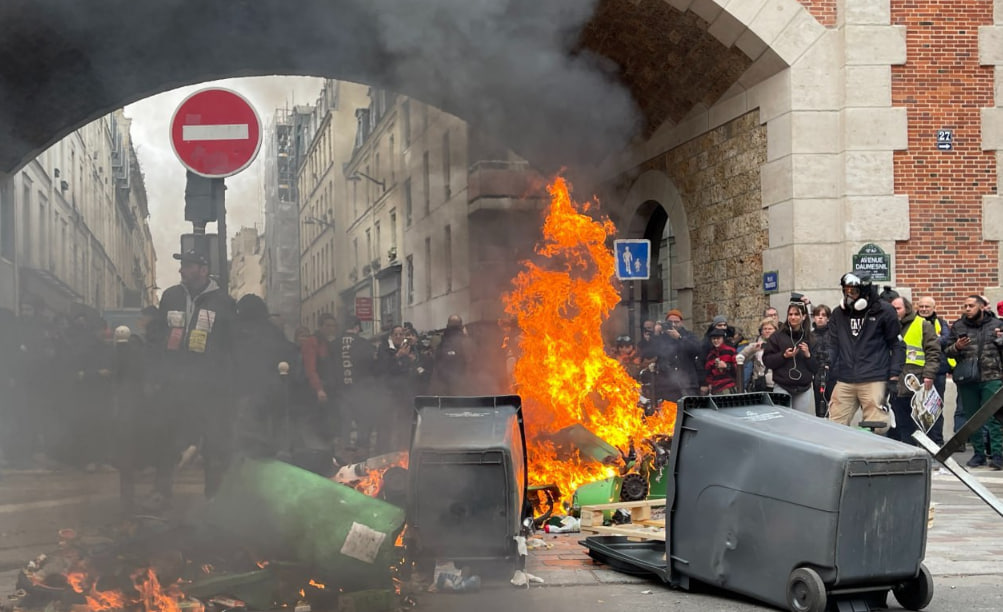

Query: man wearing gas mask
[{"left": 826, "top": 273, "right": 906, "bottom": 434}]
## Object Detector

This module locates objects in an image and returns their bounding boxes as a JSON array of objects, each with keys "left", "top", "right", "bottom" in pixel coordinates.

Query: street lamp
[{"left": 348, "top": 171, "right": 386, "bottom": 192}]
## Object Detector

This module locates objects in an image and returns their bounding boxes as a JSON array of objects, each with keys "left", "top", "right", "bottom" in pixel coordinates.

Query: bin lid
[{"left": 412, "top": 395, "right": 524, "bottom": 452}]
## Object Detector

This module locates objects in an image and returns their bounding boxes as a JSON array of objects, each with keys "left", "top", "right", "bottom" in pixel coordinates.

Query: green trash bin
[{"left": 201, "top": 458, "right": 406, "bottom": 588}]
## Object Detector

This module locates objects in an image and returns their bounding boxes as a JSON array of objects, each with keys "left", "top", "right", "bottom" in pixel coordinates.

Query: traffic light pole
[
  {"left": 215, "top": 178, "right": 227, "bottom": 292},
  {"left": 183, "top": 172, "right": 227, "bottom": 292}
]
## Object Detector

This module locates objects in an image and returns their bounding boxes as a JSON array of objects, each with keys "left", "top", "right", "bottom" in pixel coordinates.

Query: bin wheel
[
  {"left": 787, "top": 567, "right": 827, "bottom": 612},
  {"left": 892, "top": 564, "right": 934, "bottom": 610}
]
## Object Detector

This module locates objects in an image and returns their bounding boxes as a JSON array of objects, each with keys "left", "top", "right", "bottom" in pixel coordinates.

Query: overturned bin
[{"left": 582, "top": 393, "right": 933, "bottom": 612}]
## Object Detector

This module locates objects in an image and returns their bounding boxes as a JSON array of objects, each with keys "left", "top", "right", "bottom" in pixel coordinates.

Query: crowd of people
[
  {"left": 0, "top": 249, "right": 496, "bottom": 511},
  {"left": 610, "top": 272, "right": 1003, "bottom": 471}
]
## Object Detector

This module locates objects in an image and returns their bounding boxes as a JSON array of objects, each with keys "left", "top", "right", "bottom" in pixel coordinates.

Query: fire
[
  {"left": 307, "top": 579, "right": 326, "bottom": 590},
  {"left": 503, "top": 177, "right": 677, "bottom": 497},
  {"left": 65, "top": 564, "right": 183, "bottom": 612},
  {"left": 348, "top": 454, "right": 409, "bottom": 498}
]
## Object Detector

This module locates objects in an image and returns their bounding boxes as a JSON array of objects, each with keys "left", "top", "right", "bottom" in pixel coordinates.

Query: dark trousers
[{"left": 889, "top": 395, "right": 918, "bottom": 445}]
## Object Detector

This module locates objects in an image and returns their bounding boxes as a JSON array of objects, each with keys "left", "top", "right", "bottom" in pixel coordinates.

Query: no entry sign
[{"left": 170, "top": 88, "right": 262, "bottom": 178}]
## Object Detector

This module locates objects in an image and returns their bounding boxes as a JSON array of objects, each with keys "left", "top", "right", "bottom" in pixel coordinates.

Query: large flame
[{"left": 503, "top": 177, "right": 676, "bottom": 496}]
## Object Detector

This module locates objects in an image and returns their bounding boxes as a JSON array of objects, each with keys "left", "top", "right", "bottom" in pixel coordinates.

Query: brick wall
[
  {"left": 891, "top": 1, "right": 997, "bottom": 307},
  {"left": 639, "top": 111, "right": 768, "bottom": 336},
  {"left": 798, "top": 0, "right": 837, "bottom": 27}
]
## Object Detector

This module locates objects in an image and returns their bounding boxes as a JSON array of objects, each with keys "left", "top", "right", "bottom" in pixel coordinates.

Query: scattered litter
[
  {"left": 525, "top": 537, "right": 550, "bottom": 550},
  {"left": 428, "top": 561, "right": 480, "bottom": 593},
  {"left": 641, "top": 589, "right": 653, "bottom": 594},
  {"left": 510, "top": 570, "right": 545, "bottom": 587},
  {"left": 543, "top": 515, "right": 580, "bottom": 534}
]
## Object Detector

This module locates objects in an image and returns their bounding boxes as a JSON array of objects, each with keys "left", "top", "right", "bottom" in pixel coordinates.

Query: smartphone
[{"left": 959, "top": 333, "right": 969, "bottom": 339}]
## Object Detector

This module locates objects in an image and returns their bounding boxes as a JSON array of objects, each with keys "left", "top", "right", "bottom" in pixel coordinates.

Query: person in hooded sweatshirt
[
  {"left": 763, "top": 301, "right": 818, "bottom": 415},
  {"left": 826, "top": 273, "right": 905, "bottom": 434}
]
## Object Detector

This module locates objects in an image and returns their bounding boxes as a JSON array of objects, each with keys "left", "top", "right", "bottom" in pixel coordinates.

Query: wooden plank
[
  {"left": 580, "top": 524, "right": 666, "bottom": 541},
  {"left": 579, "top": 498, "right": 667, "bottom": 529},
  {"left": 578, "top": 499, "right": 666, "bottom": 511}
]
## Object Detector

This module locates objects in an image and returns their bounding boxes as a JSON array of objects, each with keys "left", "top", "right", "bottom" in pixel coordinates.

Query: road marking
[{"left": 182, "top": 124, "right": 249, "bottom": 141}]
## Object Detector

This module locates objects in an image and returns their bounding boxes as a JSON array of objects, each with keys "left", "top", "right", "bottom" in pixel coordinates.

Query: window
[
  {"left": 422, "top": 151, "right": 430, "bottom": 216},
  {"left": 406, "top": 255, "right": 414, "bottom": 305},
  {"left": 444, "top": 225, "right": 452, "bottom": 292},
  {"left": 22, "top": 180, "right": 31, "bottom": 265},
  {"left": 442, "top": 131, "right": 451, "bottom": 200},
  {"left": 389, "top": 211, "right": 397, "bottom": 248},
  {"left": 39, "top": 198, "right": 47, "bottom": 271},
  {"left": 0, "top": 185, "right": 13, "bottom": 260},
  {"left": 375, "top": 221, "right": 381, "bottom": 260},
  {"left": 389, "top": 134, "right": 395, "bottom": 184},
  {"left": 424, "top": 237, "right": 432, "bottom": 301},
  {"left": 352, "top": 180, "right": 358, "bottom": 220},
  {"left": 365, "top": 228, "right": 372, "bottom": 264},
  {"left": 404, "top": 178, "right": 412, "bottom": 226},
  {"left": 402, "top": 101, "right": 410, "bottom": 148}
]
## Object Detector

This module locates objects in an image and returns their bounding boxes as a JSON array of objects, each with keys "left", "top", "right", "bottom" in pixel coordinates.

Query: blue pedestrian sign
[{"left": 614, "top": 239, "right": 651, "bottom": 280}]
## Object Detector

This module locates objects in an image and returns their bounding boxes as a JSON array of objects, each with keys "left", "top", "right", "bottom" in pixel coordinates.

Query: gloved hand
[{"left": 884, "top": 379, "right": 897, "bottom": 408}]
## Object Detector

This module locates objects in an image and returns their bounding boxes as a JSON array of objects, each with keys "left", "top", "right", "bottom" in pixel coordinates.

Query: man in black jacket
[
  {"left": 334, "top": 316, "right": 376, "bottom": 458},
  {"left": 154, "top": 249, "right": 236, "bottom": 501},
  {"left": 826, "top": 273, "right": 905, "bottom": 434}
]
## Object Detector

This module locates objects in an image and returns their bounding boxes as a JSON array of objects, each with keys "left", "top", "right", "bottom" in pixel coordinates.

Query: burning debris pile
[
  {"left": 5, "top": 458, "right": 408, "bottom": 612},
  {"left": 503, "top": 177, "right": 677, "bottom": 501}
]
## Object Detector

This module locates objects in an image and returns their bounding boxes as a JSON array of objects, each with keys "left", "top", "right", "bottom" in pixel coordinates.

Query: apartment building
[{"left": 0, "top": 110, "right": 156, "bottom": 316}]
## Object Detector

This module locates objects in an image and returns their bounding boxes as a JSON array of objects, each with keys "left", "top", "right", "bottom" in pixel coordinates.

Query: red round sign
[{"left": 169, "top": 88, "right": 262, "bottom": 178}]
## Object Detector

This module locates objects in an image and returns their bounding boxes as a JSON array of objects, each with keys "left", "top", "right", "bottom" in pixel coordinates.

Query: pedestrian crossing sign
[{"left": 614, "top": 239, "right": 651, "bottom": 280}]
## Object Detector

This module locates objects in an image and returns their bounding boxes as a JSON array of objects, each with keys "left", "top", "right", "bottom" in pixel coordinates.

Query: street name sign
[
  {"left": 170, "top": 88, "right": 262, "bottom": 178},
  {"left": 614, "top": 239, "right": 651, "bottom": 280}
]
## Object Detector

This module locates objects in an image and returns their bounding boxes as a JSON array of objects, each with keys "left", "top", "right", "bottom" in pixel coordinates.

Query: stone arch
[{"left": 618, "top": 168, "right": 693, "bottom": 326}]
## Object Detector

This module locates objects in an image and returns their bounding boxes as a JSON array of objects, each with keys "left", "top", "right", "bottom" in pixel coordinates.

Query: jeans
[{"left": 773, "top": 384, "right": 815, "bottom": 416}]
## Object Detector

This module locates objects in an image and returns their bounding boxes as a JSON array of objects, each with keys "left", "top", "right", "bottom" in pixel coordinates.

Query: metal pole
[
  {"left": 215, "top": 178, "right": 228, "bottom": 292},
  {"left": 628, "top": 281, "right": 635, "bottom": 340}
]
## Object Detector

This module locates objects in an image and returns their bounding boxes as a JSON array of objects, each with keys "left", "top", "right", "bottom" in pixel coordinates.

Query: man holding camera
[
  {"left": 643, "top": 309, "right": 702, "bottom": 401},
  {"left": 945, "top": 295, "right": 1003, "bottom": 469}
]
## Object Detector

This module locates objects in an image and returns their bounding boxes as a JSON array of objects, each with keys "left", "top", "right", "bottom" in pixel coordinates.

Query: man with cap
[{"left": 152, "top": 248, "right": 237, "bottom": 503}]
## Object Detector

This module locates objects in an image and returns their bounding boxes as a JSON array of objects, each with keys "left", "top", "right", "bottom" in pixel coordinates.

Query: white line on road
[{"left": 182, "top": 124, "right": 249, "bottom": 141}]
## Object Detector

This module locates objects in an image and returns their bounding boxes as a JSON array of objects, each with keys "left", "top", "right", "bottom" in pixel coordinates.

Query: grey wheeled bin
[{"left": 583, "top": 392, "right": 933, "bottom": 612}]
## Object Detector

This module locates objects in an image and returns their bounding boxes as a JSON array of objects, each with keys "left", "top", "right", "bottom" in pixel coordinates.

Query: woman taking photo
[
  {"left": 763, "top": 302, "right": 819, "bottom": 415},
  {"left": 739, "top": 318, "right": 777, "bottom": 392}
]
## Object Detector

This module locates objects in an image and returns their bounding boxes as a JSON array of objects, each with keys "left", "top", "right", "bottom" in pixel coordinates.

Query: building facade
[
  {"left": 0, "top": 110, "right": 156, "bottom": 317},
  {"left": 262, "top": 104, "right": 314, "bottom": 337},
  {"left": 293, "top": 81, "right": 545, "bottom": 338},
  {"left": 296, "top": 80, "right": 371, "bottom": 333},
  {"left": 229, "top": 226, "right": 264, "bottom": 300}
]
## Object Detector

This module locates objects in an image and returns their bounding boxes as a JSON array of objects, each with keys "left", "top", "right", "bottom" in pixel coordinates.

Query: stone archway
[{"left": 617, "top": 169, "right": 693, "bottom": 333}]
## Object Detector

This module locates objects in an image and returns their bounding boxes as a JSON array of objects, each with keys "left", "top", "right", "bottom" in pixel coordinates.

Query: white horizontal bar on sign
[{"left": 182, "top": 123, "right": 249, "bottom": 141}]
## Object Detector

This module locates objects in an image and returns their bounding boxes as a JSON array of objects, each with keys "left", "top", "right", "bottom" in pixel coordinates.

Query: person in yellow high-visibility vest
[
  {"left": 889, "top": 297, "right": 941, "bottom": 445},
  {"left": 916, "top": 296, "right": 956, "bottom": 447}
]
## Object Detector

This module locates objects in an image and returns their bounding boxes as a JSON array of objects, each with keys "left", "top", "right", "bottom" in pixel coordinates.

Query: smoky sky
[{"left": 370, "top": 0, "right": 640, "bottom": 173}]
